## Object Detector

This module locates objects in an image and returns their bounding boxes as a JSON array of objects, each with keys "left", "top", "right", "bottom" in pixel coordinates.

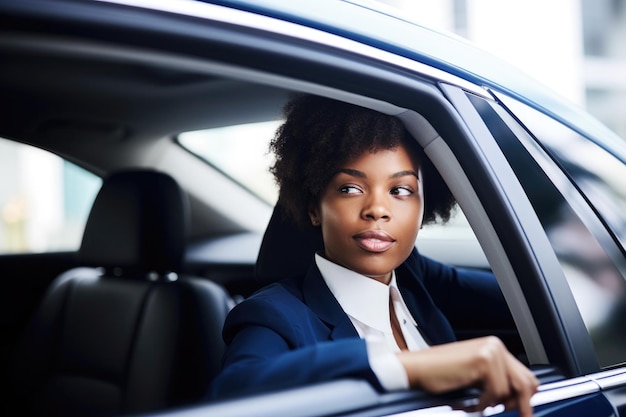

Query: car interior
[
  {"left": 8, "top": 169, "right": 234, "bottom": 415},
  {"left": 0, "top": 14, "right": 536, "bottom": 416}
]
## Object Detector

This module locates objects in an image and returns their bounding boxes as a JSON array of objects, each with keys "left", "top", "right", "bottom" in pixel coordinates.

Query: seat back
[
  {"left": 255, "top": 203, "right": 323, "bottom": 285},
  {"left": 11, "top": 169, "right": 233, "bottom": 416}
]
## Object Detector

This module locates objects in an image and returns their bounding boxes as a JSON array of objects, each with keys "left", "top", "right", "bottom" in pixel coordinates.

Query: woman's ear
[{"left": 308, "top": 206, "right": 320, "bottom": 227}]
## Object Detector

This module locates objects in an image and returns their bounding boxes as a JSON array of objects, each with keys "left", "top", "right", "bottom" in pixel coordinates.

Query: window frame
[{"left": 486, "top": 91, "right": 626, "bottom": 369}]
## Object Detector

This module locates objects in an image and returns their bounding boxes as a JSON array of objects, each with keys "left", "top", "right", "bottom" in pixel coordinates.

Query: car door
[{"left": 443, "top": 84, "right": 626, "bottom": 415}]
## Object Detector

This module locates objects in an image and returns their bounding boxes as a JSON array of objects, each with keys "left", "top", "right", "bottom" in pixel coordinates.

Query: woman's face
[{"left": 310, "top": 143, "right": 423, "bottom": 284}]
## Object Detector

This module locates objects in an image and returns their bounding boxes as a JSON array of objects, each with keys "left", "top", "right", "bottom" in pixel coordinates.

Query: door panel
[
  {"left": 0, "top": 251, "right": 80, "bottom": 413},
  {"left": 533, "top": 393, "right": 615, "bottom": 417}
]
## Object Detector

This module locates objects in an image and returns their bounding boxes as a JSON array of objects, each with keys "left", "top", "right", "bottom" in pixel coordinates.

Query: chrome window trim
[
  {"left": 531, "top": 378, "right": 600, "bottom": 408},
  {"left": 98, "top": 0, "right": 490, "bottom": 98},
  {"left": 530, "top": 368, "right": 626, "bottom": 408},
  {"left": 382, "top": 375, "right": 608, "bottom": 416},
  {"left": 381, "top": 381, "right": 600, "bottom": 416},
  {"left": 592, "top": 368, "right": 626, "bottom": 390}
]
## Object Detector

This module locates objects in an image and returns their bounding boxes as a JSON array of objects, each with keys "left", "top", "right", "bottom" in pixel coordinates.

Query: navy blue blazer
[{"left": 210, "top": 249, "right": 510, "bottom": 399}]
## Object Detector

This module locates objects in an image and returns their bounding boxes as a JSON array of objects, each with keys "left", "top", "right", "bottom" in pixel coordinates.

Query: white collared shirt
[{"left": 315, "top": 254, "right": 429, "bottom": 391}]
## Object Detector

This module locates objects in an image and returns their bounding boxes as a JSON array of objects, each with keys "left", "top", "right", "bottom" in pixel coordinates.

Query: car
[{"left": 1, "top": 0, "right": 626, "bottom": 416}]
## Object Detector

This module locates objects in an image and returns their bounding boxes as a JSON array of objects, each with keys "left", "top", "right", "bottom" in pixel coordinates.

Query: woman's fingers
[
  {"left": 476, "top": 337, "right": 510, "bottom": 408},
  {"left": 505, "top": 353, "right": 539, "bottom": 417},
  {"left": 399, "top": 336, "right": 538, "bottom": 416},
  {"left": 478, "top": 347, "right": 538, "bottom": 417}
]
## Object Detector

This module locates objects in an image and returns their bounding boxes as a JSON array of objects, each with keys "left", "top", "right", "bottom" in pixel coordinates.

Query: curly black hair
[{"left": 269, "top": 94, "right": 456, "bottom": 229}]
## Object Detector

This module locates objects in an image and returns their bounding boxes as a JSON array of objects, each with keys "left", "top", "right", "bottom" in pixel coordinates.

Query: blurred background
[{"left": 376, "top": 0, "right": 626, "bottom": 139}]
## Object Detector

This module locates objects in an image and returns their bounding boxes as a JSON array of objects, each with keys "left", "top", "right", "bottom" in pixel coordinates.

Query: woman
[{"left": 210, "top": 94, "right": 538, "bottom": 416}]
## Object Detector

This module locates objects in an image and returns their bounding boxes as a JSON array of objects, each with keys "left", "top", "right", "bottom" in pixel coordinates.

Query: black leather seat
[
  {"left": 255, "top": 204, "right": 323, "bottom": 285},
  {"left": 10, "top": 169, "right": 233, "bottom": 416}
]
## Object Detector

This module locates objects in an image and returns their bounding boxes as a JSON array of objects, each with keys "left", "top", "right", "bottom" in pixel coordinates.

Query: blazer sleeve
[{"left": 209, "top": 295, "right": 380, "bottom": 400}]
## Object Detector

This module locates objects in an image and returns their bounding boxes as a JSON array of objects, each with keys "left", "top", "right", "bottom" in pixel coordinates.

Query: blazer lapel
[{"left": 302, "top": 264, "right": 360, "bottom": 340}]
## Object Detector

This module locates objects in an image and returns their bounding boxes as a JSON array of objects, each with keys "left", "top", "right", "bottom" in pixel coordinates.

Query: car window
[
  {"left": 0, "top": 137, "right": 101, "bottom": 254},
  {"left": 499, "top": 96, "right": 626, "bottom": 251},
  {"left": 469, "top": 94, "right": 626, "bottom": 368},
  {"left": 177, "top": 121, "right": 282, "bottom": 205}
]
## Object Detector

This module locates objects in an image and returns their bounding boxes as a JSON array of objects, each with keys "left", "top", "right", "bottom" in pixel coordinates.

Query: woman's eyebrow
[
  {"left": 337, "top": 168, "right": 418, "bottom": 179},
  {"left": 391, "top": 170, "right": 419, "bottom": 179},
  {"left": 338, "top": 168, "right": 366, "bottom": 178}
]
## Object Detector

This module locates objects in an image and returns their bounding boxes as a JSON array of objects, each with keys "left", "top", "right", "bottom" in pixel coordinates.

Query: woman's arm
[{"left": 210, "top": 297, "right": 378, "bottom": 399}]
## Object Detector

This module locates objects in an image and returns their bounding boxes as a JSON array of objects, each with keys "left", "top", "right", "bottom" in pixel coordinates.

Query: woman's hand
[{"left": 397, "top": 336, "right": 538, "bottom": 417}]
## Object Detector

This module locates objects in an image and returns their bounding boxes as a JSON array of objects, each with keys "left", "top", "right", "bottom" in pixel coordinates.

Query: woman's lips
[{"left": 353, "top": 230, "right": 396, "bottom": 253}]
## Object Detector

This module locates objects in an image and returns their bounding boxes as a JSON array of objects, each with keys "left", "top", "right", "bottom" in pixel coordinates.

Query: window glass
[
  {"left": 0, "top": 138, "right": 101, "bottom": 253},
  {"left": 498, "top": 97, "right": 626, "bottom": 248},
  {"left": 177, "top": 121, "right": 282, "bottom": 204},
  {"left": 469, "top": 94, "right": 626, "bottom": 367}
]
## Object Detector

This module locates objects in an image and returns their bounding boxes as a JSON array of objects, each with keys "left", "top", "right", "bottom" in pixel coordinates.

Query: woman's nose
[{"left": 361, "top": 193, "right": 390, "bottom": 221}]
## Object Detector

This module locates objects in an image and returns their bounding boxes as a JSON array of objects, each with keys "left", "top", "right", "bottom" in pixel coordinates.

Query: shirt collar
[{"left": 315, "top": 253, "right": 400, "bottom": 332}]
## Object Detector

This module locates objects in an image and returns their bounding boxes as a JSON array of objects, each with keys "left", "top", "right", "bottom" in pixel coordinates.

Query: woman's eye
[
  {"left": 391, "top": 187, "right": 412, "bottom": 196},
  {"left": 339, "top": 185, "right": 361, "bottom": 194}
]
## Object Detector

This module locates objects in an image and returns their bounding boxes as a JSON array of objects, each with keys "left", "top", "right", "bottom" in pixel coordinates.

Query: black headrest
[
  {"left": 255, "top": 203, "right": 323, "bottom": 285},
  {"left": 80, "top": 169, "right": 189, "bottom": 277}
]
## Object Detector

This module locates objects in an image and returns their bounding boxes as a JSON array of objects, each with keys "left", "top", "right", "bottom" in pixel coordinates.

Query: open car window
[{"left": 177, "top": 122, "right": 485, "bottom": 268}]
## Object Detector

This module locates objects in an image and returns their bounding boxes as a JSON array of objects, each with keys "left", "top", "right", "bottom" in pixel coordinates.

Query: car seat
[
  {"left": 9, "top": 169, "right": 234, "bottom": 416},
  {"left": 255, "top": 203, "right": 323, "bottom": 285}
]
